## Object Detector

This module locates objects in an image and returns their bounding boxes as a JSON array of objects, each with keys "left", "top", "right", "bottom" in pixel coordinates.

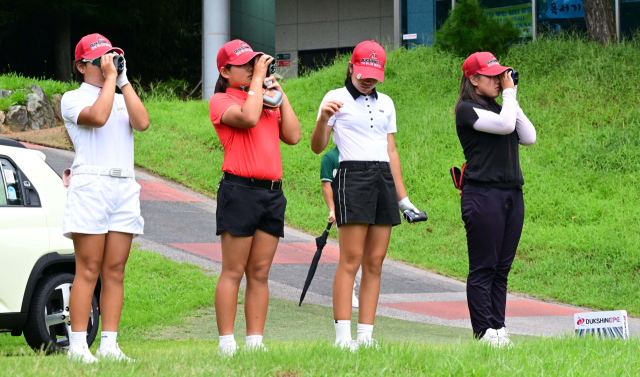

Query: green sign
[
  {"left": 276, "top": 54, "right": 290, "bottom": 60},
  {"left": 485, "top": 3, "right": 533, "bottom": 38}
]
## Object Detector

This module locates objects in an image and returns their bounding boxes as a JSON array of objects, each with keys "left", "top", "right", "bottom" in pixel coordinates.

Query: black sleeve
[{"left": 455, "top": 102, "right": 482, "bottom": 129}]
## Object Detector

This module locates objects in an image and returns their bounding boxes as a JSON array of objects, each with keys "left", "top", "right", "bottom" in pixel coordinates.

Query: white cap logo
[
  {"left": 96, "top": 35, "right": 106, "bottom": 41},
  {"left": 370, "top": 51, "right": 377, "bottom": 59},
  {"left": 357, "top": 73, "right": 362, "bottom": 79}
]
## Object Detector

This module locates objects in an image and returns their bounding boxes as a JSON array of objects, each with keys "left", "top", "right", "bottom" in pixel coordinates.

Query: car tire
[{"left": 22, "top": 273, "right": 99, "bottom": 353}]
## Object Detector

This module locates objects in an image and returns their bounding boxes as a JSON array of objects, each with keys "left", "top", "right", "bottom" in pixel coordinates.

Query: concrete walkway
[{"left": 31, "top": 143, "right": 638, "bottom": 338}]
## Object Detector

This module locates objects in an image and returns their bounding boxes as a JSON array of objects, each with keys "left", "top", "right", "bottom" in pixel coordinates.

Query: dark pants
[{"left": 461, "top": 185, "right": 524, "bottom": 338}]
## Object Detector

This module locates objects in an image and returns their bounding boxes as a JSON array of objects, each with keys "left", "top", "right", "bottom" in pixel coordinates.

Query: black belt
[
  {"left": 222, "top": 172, "right": 283, "bottom": 190},
  {"left": 338, "top": 161, "right": 390, "bottom": 170}
]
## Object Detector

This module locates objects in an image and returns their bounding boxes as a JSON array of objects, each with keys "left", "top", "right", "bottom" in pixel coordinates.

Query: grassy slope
[
  {"left": 0, "top": 73, "right": 78, "bottom": 111},
  {"left": 134, "top": 37, "right": 640, "bottom": 315}
]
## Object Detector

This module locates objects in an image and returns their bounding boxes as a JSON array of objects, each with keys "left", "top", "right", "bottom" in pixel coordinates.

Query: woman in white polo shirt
[
  {"left": 310, "top": 40, "right": 421, "bottom": 350},
  {"left": 61, "top": 33, "right": 149, "bottom": 363}
]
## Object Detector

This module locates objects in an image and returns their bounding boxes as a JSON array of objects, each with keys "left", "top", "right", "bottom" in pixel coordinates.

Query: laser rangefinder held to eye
[
  {"left": 88, "top": 54, "right": 125, "bottom": 75},
  {"left": 511, "top": 70, "right": 519, "bottom": 86},
  {"left": 263, "top": 62, "right": 282, "bottom": 109}
]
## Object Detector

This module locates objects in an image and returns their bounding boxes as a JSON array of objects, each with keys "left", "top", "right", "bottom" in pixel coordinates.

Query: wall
[{"left": 275, "top": 0, "right": 395, "bottom": 77}]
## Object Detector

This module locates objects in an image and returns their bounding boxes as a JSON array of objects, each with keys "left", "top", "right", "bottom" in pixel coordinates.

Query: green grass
[
  {"left": 0, "top": 72, "right": 78, "bottom": 101},
  {"left": 132, "top": 36, "right": 640, "bottom": 316},
  {"left": 1, "top": 244, "right": 635, "bottom": 376},
  {"left": 0, "top": 245, "right": 217, "bottom": 354},
  {"left": 154, "top": 296, "right": 477, "bottom": 344},
  {"left": 1, "top": 337, "right": 639, "bottom": 376}
]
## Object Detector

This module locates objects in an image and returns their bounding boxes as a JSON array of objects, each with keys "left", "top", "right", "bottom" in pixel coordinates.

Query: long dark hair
[
  {"left": 344, "top": 63, "right": 352, "bottom": 86},
  {"left": 214, "top": 64, "right": 232, "bottom": 94},
  {"left": 454, "top": 73, "right": 500, "bottom": 113}
]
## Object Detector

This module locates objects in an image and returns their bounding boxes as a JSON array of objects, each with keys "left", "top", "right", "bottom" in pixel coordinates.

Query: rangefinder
[
  {"left": 402, "top": 210, "right": 428, "bottom": 223},
  {"left": 90, "top": 54, "right": 125, "bottom": 75},
  {"left": 511, "top": 70, "right": 519, "bottom": 86}
]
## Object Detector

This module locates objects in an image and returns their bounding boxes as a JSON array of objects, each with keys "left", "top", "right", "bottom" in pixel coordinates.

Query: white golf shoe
[
  {"left": 478, "top": 328, "right": 500, "bottom": 347},
  {"left": 67, "top": 344, "right": 98, "bottom": 363},
  {"left": 496, "top": 327, "right": 513, "bottom": 349},
  {"left": 217, "top": 340, "right": 239, "bottom": 357},
  {"left": 96, "top": 343, "right": 134, "bottom": 362},
  {"left": 243, "top": 342, "right": 268, "bottom": 352},
  {"left": 334, "top": 339, "right": 359, "bottom": 352}
]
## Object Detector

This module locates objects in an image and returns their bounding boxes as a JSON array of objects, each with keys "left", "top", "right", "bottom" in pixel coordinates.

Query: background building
[{"left": 202, "top": 0, "right": 640, "bottom": 99}]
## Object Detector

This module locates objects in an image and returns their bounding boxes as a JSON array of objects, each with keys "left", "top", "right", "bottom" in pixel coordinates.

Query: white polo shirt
[
  {"left": 61, "top": 83, "right": 134, "bottom": 170},
  {"left": 317, "top": 83, "right": 397, "bottom": 163}
]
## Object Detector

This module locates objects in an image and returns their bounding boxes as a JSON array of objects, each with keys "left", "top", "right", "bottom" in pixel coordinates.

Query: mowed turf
[
  {"left": 1, "top": 337, "right": 639, "bottom": 376},
  {"left": 131, "top": 36, "right": 640, "bottom": 316},
  {"left": 1, "top": 248, "right": 637, "bottom": 377}
]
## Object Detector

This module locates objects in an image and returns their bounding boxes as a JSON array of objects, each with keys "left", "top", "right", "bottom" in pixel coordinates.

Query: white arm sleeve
[
  {"left": 471, "top": 89, "right": 518, "bottom": 135},
  {"left": 515, "top": 106, "right": 537, "bottom": 146}
]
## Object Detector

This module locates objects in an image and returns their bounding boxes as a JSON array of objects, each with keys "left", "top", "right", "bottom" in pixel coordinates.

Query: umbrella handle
[{"left": 326, "top": 222, "right": 333, "bottom": 231}]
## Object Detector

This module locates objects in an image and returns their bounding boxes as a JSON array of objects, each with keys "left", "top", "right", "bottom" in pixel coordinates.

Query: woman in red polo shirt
[{"left": 209, "top": 40, "right": 301, "bottom": 356}]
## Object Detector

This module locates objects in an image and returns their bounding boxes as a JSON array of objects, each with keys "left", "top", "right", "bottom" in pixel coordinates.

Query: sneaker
[
  {"left": 243, "top": 342, "right": 268, "bottom": 352},
  {"left": 352, "top": 289, "right": 359, "bottom": 308},
  {"left": 357, "top": 338, "right": 380, "bottom": 350},
  {"left": 478, "top": 328, "right": 500, "bottom": 347},
  {"left": 96, "top": 343, "right": 134, "bottom": 362},
  {"left": 67, "top": 344, "right": 98, "bottom": 363},
  {"left": 496, "top": 327, "right": 513, "bottom": 349},
  {"left": 217, "top": 341, "right": 238, "bottom": 357},
  {"left": 333, "top": 339, "right": 359, "bottom": 352}
]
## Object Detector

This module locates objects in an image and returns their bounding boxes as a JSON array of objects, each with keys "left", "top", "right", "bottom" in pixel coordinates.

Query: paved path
[{"left": 31, "top": 143, "right": 638, "bottom": 338}]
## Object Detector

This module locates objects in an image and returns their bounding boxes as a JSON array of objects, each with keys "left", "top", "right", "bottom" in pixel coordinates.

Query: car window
[{"left": 0, "top": 158, "right": 23, "bottom": 206}]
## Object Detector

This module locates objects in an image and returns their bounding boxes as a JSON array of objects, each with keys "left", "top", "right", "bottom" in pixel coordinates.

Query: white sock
[
  {"left": 100, "top": 331, "right": 117, "bottom": 349},
  {"left": 357, "top": 323, "right": 374, "bottom": 343},
  {"left": 334, "top": 320, "right": 351, "bottom": 343},
  {"left": 246, "top": 335, "right": 263, "bottom": 347},
  {"left": 219, "top": 334, "right": 235, "bottom": 349},
  {"left": 70, "top": 331, "right": 87, "bottom": 348}
]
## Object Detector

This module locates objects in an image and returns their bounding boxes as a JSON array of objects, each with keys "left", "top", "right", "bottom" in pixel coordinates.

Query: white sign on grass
[{"left": 575, "top": 310, "right": 629, "bottom": 339}]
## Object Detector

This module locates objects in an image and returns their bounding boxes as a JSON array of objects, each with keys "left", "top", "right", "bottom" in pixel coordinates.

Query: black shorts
[
  {"left": 333, "top": 161, "right": 401, "bottom": 228},
  {"left": 216, "top": 179, "right": 287, "bottom": 238}
]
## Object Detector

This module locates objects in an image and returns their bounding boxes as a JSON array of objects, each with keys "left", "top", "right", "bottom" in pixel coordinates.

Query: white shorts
[{"left": 63, "top": 174, "right": 144, "bottom": 239}]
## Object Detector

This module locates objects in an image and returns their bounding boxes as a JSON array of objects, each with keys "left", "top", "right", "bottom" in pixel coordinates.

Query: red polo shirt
[{"left": 209, "top": 88, "right": 282, "bottom": 180}]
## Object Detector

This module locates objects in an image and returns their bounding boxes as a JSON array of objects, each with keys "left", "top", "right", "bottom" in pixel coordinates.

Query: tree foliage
[
  {"left": 0, "top": 0, "right": 202, "bottom": 87},
  {"left": 435, "top": 0, "right": 523, "bottom": 58}
]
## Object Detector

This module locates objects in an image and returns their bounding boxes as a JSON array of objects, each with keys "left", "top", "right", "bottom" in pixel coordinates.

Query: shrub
[{"left": 435, "top": 0, "right": 522, "bottom": 58}]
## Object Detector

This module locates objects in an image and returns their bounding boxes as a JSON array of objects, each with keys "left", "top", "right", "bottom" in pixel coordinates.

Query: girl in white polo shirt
[
  {"left": 61, "top": 33, "right": 149, "bottom": 363},
  {"left": 310, "top": 41, "right": 421, "bottom": 350}
]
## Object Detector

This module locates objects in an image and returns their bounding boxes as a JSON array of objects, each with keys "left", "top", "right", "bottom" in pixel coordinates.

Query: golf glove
[
  {"left": 116, "top": 55, "right": 129, "bottom": 89},
  {"left": 398, "top": 197, "right": 419, "bottom": 214}
]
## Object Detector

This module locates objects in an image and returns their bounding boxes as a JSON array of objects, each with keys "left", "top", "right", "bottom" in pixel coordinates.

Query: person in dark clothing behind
[{"left": 455, "top": 52, "right": 536, "bottom": 348}]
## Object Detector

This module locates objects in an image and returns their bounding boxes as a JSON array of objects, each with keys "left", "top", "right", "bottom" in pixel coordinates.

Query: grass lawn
[
  {"left": 2, "top": 337, "right": 640, "bottom": 376},
  {"left": 1, "top": 247, "right": 637, "bottom": 376},
  {"left": 130, "top": 36, "right": 640, "bottom": 316}
]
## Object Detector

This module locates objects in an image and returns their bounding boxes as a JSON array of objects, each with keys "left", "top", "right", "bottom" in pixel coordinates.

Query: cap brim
[
  {"left": 83, "top": 46, "right": 125, "bottom": 60},
  {"left": 478, "top": 65, "right": 512, "bottom": 77},
  {"left": 353, "top": 65, "right": 384, "bottom": 82},
  {"left": 229, "top": 51, "right": 264, "bottom": 67}
]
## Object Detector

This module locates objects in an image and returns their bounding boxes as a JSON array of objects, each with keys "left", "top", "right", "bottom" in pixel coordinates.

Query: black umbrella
[{"left": 299, "top": 222, "right": 333, "bottom": 306}]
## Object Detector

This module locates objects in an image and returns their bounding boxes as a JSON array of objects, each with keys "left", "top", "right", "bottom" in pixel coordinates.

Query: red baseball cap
[
  {"left": 462, "top": 52, "right": 512, "bottom": 78},
  {"left": 74, "top": 33, "right": 123, "bottom": 61},
  {"left": 350, "top": 40, "right": 386, "bottom": 82},
  {"left": 217, "top": 40, "right": 264, "bottom": 72}
]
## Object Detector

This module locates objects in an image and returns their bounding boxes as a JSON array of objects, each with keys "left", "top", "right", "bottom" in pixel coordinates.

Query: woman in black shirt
[{"left": 455, "top": 52, "right": 536, "bottom": 347}]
